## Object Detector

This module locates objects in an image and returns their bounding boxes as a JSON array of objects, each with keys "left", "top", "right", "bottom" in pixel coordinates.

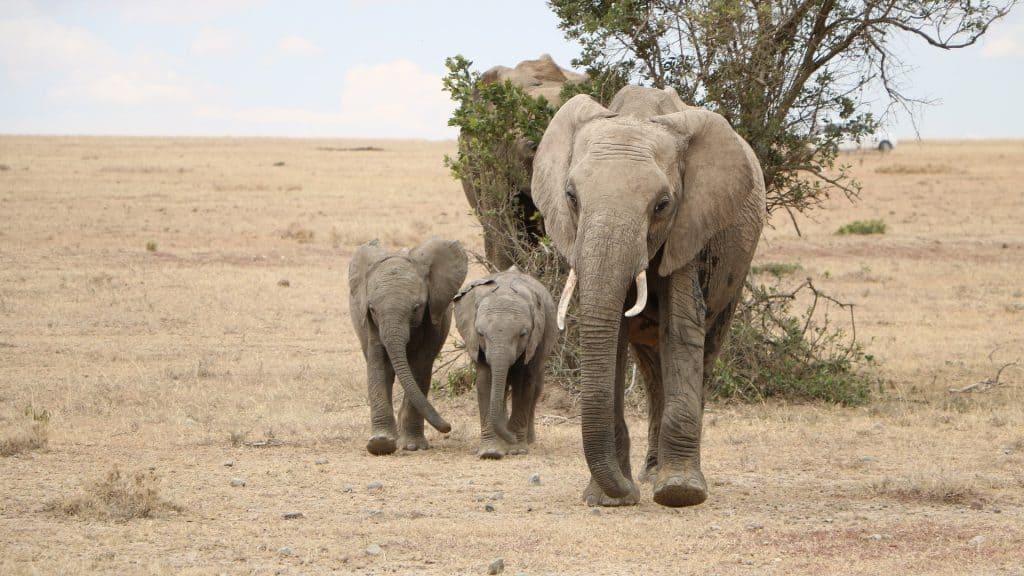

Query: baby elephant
[
  {"left": 348, "top": 238, "right": 467, "bottom": 455},
  {"left": 454, "top": 267, "right": 557, "bottom": 459}
]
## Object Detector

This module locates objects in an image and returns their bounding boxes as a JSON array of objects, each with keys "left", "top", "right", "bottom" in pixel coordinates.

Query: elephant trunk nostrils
[
  {"left": 487, "top": 355, "right": 516, "bottom": 444},
  {"left": 381, "top": 332, "right": 451, "bottom": 434}
]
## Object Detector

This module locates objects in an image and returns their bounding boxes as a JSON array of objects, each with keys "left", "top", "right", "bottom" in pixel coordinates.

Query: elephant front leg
[
  {"left": 365, "top": 342, "right": 398, "bottom": 455},
  {"left": 397, "top": 351, "right": 434, "bottom": 452},
  {"left": 653, "top": 264, "right": 708, "bottom": 506},
  {"left": 506, "top": 363, "right": 535, "bottom": 455},
  {"left": 475, "top": 363, "right": 507, "bottom": 459}
]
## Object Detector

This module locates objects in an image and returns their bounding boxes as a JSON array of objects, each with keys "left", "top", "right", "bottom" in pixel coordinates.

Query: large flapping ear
[
  {"left": 453, "top": 278, "right": 495, "bottom": 360},
  {"left": 531, "top": 94, "right": 616, "bottom": 266},
  {"left": 652, "top": 109, "right": 762, "bottom": 276},
  {"left": 411, "top": 238, "right": 468, "bottom": 326},
  {"left": 348, "top": 240, "right": 389, "bottom": 328},
  {"left": 510, "top": 272, "right": 556, "bottom": 363}
]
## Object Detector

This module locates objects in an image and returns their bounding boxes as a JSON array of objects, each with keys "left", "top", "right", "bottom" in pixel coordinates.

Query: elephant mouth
[{"left": 557, "top": 268, "right": 648, "bottom": 330}]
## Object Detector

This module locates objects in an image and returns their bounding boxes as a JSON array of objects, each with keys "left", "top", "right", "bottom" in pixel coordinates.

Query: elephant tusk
[
  {"left": 624, "top": 270, "right": 648, "bottom": 318},
  {"left": 556, "top": 268, "right": 577, "bottom": 331}
]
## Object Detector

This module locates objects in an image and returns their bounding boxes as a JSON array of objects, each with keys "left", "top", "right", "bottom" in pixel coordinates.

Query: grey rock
[
  {"left": 342, "top": 485, "right": 353, "bottom": 493},
  {"left": 315, "top": 457, "right": 329, "bottom": 465},
  {"left": 366, "top": 544, "right": 383, "bottom": 556},
  {"left": 283, "top": 511, "right": 304, "bottom": 520},
  {"left": 278, "top": 547, "right": 293, "bottom": 557},
  {"left": 487, "top": 558, "right": 504, "bottom": 574},
  {"left": 968, "top": 535, "right": 986, "bottom": 546},
  {"left": 230, "top": 478, "right": 246, "bottom": 487},
  {"left": 529, "top": 473, "right": 541, "bottom": 485},
  {"left": 367, "top": 480, "right": 384, "bottom": 493},
  {"left": 745, "top": 522, "right": 764, "bottom": 531},
  {"left": 484, "top": 503, "right": 496, "bottom": 512},
  {"left": 223, "top": 460, "right": 235, "bottom": 467},
  {"left": 862, "top": 533, "right": 891, "bottom": 541}
]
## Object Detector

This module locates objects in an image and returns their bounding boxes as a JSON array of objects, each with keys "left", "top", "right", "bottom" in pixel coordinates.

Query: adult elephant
[
  {"left": 459, "top": 54, "right": 587, "bottom": 270},
  {"left": 532, "top": 85, "right": 766, "bottom": 507}
]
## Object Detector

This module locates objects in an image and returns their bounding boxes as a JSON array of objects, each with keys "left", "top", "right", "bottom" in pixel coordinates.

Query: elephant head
[
  {"left": 454, "top": 268, "right": 552, "bottom": 446},
  {"left": 531, "top": 87, "right": 764, "bottom": 500},
  {"left": 348, "top": 238, "right": 467, "bottom": 433}
]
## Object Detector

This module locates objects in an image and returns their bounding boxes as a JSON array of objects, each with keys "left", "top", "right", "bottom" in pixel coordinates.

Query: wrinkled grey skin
[
  {"left": 348, "top": 238, "right": 467, "bottom": 455},
  {"left": 453, "top": 267, "right": 557, "bottom": 459},
  {"left": 532, "top": 86, "right": 766, "bottom": 507}
]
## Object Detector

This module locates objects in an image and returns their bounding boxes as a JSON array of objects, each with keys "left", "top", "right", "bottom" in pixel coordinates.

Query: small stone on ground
[
  {"left": 487, "top": 558, "right": 504, "bottom": 574},
  {"left": 366, "top": 544, "right": 383, "bottom": 556},
  {"left": 229, "top": 478, "right": 246, "bottom": 487}
]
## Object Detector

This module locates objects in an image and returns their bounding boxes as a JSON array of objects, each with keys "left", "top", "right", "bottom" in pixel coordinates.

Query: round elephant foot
[
  {"left": 583, "top": 478, "right": 639, "bottom": 507},
  {"left": 507, "top": 442, "right": 529, "bottom": 456},
  {"left": 399, "top": 434, "right": 430, "bottom": 452},
  {"left": 366, "top": 434, "right": 397, "bottom": 456},
  {"left": 653, "top": 469, "right": 707, "bottom": 507},
  {"left": 477, "top": 444, "right": 507, "bottom": 459}
]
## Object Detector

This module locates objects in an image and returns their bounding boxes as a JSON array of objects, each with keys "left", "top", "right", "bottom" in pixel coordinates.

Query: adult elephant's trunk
[
  {"left": 575, "top": 227, "right": 647, "bottom": 500},
  {"left": 487, "top": 354, "right": 516, "bottom": 444},
  {"left": 380, "top": 327, "right": 451, "bottom": 433}
]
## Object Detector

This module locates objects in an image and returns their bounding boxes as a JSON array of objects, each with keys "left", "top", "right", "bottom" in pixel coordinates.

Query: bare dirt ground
[{"left": 1, "top": 136, "right": 1023, "bottom": 575}]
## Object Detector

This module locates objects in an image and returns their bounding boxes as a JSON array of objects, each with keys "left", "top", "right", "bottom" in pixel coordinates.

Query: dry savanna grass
[{"left": 0, "top": 136, "right": 1023, "bottom": 574}]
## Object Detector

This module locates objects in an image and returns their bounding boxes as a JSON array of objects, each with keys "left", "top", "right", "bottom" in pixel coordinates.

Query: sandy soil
[{"left": 1, "top": 136, "right": 1022, "bottom": 575}]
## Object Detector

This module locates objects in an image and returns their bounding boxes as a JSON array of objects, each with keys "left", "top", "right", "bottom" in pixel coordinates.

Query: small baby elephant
[
  {"left": 348, "top": 238, "right": 467, "bottom": 455},
  {"left": 454, "top": 267, "right": 557, "bottom": 459}
]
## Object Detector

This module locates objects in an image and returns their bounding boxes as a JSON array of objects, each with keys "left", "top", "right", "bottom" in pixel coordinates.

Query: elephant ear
[
  {"left": 411, "top": 238, "right": 468, "bottom": 326},
  {"left": 652, "top": 109, "right": 760, "bottom": 276},
  {"left": 348, "top": 239, "right": 389, "bottom": 328},
  {"left": 531, "top": 94, "right": 616, "bottom": 266},
  {"left": 453, "top": 278, "right": 495, "bottom": 360},
  {"left": 511, "top": 272, "right": 555, "bottom": 363}
]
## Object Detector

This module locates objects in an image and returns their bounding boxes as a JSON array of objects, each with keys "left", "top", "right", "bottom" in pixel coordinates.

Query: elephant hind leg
[{"left": 632, "top": 342, "right": 662, "bottom": 482}]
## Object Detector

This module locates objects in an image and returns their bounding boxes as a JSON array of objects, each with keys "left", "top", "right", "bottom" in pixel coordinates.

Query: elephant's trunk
[
  {"left": 380, "top": 328, "right": 451, "bottom": 433},
  {"left": 487, "top": 354, "right": 516, "bottom": 444},
  {"left": 575, "top": 229, "right": 647, "bottom": 500}
]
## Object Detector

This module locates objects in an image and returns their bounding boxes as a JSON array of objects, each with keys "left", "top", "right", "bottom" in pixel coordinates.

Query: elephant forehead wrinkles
[{"left": 587, "top": 140, "right": 655, "bottom": 162}]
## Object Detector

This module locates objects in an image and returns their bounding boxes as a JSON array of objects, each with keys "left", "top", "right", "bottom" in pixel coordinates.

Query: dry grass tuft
[
  {"left": 871, "top": 472, "right": 981, "bottom": 506},
  {"left": 280, "top": 222, "right": 315, "bottom": 243},
  {"left": 0, "top": 406, "right": 50, "bottom": 457},
  {"left": 53, "top": 467, "right": 183, "bottom": 521}
]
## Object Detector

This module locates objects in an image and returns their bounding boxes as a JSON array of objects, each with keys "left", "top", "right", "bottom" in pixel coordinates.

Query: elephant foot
[
  {"left": 477, "top": 439, "right": 508, "bottom": 459},
  {"left": 653, "top": 468, "right": 707, "bottom": 507},
  {"left": 508, "top": 441, "right": 529, "bottom": 456},
  {"left": 582, "top": 478, "right": 640, "bottom": 507},
  {"left": 638, "top": 463, "right": 658, "bottom": 484},
  {"left": 366, "top": 434, "right": 397, "bottom": 456},
  {"left": 398, "top": 434, "right": 430, "bottom": 452}
]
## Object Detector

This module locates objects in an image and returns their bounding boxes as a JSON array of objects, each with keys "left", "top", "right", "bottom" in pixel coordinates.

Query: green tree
[{"left": 549, "top": 0, "right": 1017, "bottom": 223}]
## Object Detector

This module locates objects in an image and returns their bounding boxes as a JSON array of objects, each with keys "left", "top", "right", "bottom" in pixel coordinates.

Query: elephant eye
[
  {"left": 565, "top": 185, "right": 578, "bottom": 211},
  {"left": 654, "top": 197, "right": 671, "bottom": 214},
  {"left": 520, "top": 328, "right": 528, "bottom": 337}
]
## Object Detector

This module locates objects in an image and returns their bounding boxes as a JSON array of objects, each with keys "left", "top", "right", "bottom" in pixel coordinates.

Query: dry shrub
[
  {"left": 280, "top": 222, "right": 314, "bottom": 243},
  {"left": 871, "top": 473, "right": 981, "bottom": 506},
  {"left": 0, "top": 406, "right": 50, "bottom": 457},
  {"left": 54, "top": 466, "right": 183, "bottom": 521}
]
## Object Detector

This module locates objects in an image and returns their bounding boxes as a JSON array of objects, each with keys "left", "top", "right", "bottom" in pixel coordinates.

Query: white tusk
[
  {"left": 623, "top": 270, "right": 648, "bottom": 318},
  {"left": 556, "top": 268, "right": 577, "bottom": 331}
]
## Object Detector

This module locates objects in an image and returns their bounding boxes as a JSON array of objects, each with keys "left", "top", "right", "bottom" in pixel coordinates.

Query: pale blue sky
[{"left": 2, "top": 0, "right": 1022, "bottom": 139}]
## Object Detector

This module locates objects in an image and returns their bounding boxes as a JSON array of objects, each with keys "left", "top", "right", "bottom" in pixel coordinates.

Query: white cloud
[
  {"left": 106, "top": 0, "right": 265, "bottom": 24},
  {"left": 982, "top": 18, "right": 1024, "bottom": 58},
  {"left": 0, "top": 11, "right": 198, "bottom": 107},
  {"left": 191, "top": 27, "right": 242, "bottom": 56},
  {"left": 278, "top": 35, "right": 322, "bottom": 57},
  {"left": 198, "top": 59, "right": 457, "bottom": 138},
  {"left": 338, "top": 60, "right": 456, "bottom": 138}
]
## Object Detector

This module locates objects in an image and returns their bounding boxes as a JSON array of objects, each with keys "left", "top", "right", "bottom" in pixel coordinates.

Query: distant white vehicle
[{"left": 837, "top": 129, "right": 896, "bottom": 152}]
